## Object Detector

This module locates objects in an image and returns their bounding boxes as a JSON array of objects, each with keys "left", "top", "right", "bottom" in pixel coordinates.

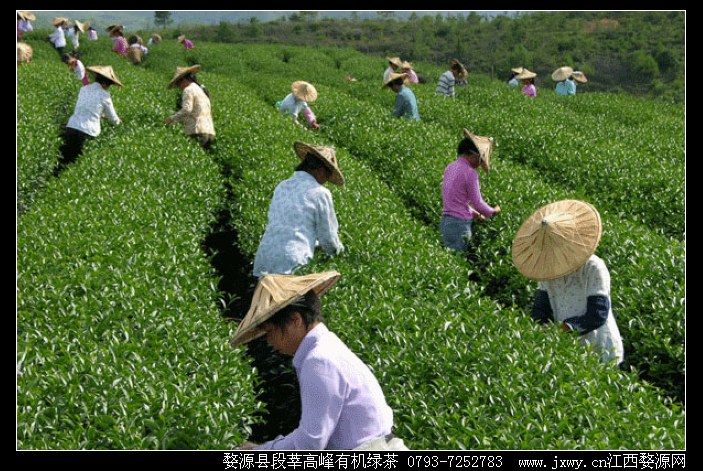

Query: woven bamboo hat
[
  {"left": 512, "top": 200, "right": 602, "bottom": 281},
  {"left": 401, "top": 61, "right": 414, "bottom": 70},
  {"left": 87, "top": 66, "right": 123, "bottom": 87},
  {"left": 151, "top": 33, "right": 162, "bottom": 42},
  {"left": 106, "top": 24, "right": 124, "bottom": 33},
  {"left": 386, "top": 56, "right": 402, "bottom": 68},
  {"left": 463, "top": 129, "right": 494, "bottom": 173},
  {"left": 18, "top": 11, "right": 36, "bottom": 21},
  {"left": 383, "top": 72, "right": 408, "bottom": 88},
  {"left": 291, "top": 81, "right": 318, "bottom": 102},
  {"left": 572, "top": 71, "right": 588, "bottom": 83},
  {"left": 552, "top": 66, "right": 574, "bottom": 82},
  {"left": 515, "top": 69, "right": 537, "bottom": 80},
  {"left": 168, "top": 64, "right": 201, "bottom": 89},
  {"left": 74, "top": 20, "right": 87, "bottom": 33},
  {"left": 231, "top": 271, "right": 341, "bottom": 347},
  {"left": 177, "top": 34, "right": 187, "bottom": 43},
  {"left": 511, "top": 66, "right": 525, "bottom": 74},
  {"left": 294, "top": 141, "right": 344, "bottom": 186},
  {"left": 52, "top": 17, "right": 70, "bottom": 27}
]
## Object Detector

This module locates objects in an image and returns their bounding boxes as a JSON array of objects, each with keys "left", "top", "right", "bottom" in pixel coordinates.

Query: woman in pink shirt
[
  {"left": 441, "top": 129, "right": 501, "bottom": 252},
  {"left": 515, "top": 69, "right": 537, "bottom": 97},
  {"left": 178, "top": 35, "right": 194, "bottom": 49},
  {"left": 107, "top": 24, "right": 128, "bottom": 56}
]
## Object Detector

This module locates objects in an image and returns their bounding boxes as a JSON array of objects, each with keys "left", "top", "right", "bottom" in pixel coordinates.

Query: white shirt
[
  {"left": 437, "top": 70, "right": 456, "bottom": 97},
  {"left": 383, "top": 67, "right": 393, "bottom": 84},
  {"left": 253, "top": 171, "right": 343, "bottom": 278},
  {"left": 66, "top": 83, "right": 120, "bottom": 137},
  {"left": 49, "top": 26, "right": 66, "bottom": 48},
  {"left": 538, "top": 255, "right": 624, "bottom": 363},
  {"left": 278, "top": 93, "right": 309, "bottom": 120},
  {"left": 72, "top": 59, "right": 86, "bottom": 82}
]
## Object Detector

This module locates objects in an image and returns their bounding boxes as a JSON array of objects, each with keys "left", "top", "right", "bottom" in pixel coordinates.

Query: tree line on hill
[{"left": 155, "top": 11, "right": 684, "bottom": 102}]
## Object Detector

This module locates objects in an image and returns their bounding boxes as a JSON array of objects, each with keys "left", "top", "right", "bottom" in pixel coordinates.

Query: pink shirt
[
  {"left": 404, "top": 69, "right": 419, "bottom": 84},
  {"left": 442, "top": 156, "right": 495, "bottom": 220},
  {"left": 522, "top": 83, "right": 537, "bottom": 97},
  {"left": 112, "top": 36, "right": 128, "bottom": 56},
  {"left": 183, "top": 39, "right": 194, "bottom": 49}
]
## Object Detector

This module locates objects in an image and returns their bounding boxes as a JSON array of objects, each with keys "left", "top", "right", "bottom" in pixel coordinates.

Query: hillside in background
[{"left": 171, "top": 11, "right": 684, "bottom": 101}]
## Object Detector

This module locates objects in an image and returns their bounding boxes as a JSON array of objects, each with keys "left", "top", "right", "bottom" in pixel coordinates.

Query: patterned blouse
[
  {"left": 169, "top": 82, "right": 215, "bottom": 136},
  {"left": 112, "top": 36, "right": 128, "bottom": 56},
  {"left": 537, "top": 254, "right": 624, "bottom": 363},
  {"left": 253, "top": 171, "right": 344, "bottom": 277},
  {"left": 66, "top": 83, "right": 120, "bottom": 137}
]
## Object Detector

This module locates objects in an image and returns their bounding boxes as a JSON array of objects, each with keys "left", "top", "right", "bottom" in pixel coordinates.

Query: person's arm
[
  {"left": 168, "top": 87, "right": 194, "bottom": 123},
  {"left": 302, "top": 105, "right": 319, "bottom": 128},
  {"left": 392, "top": 93, "right": 407, "bottom": 118},
  {"left": 466, "top": 170, "right": 496, "bottom": 217},
  {"left": 563, "top": 258, "right": 611, "bottom": 334},
  {"left": 102, "top": 96, "right": 121, "bottom": 125},
  {"left": 315, "top": 190, "right": 344, "bottom": 255},
  {"left": 256, "top": 359, "right": 345, "bottom": 450},
  {"left": 532, "top": 289, "right": 554, "bottom": 325}
]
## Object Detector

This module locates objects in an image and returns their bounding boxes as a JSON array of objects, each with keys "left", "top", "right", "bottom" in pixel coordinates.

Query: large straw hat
[
  {"left": 383, "top": 72, "right": 408, "bottom": 88},
  {"left": 74, "top": 20, "right": 87, "bottom": 33},
  {"left": 512, "top": 200, "right": 602, "bottom": 281},
  {"left": 386, "top": 56, "right": 402, "bottom": 68},
  {"left": 86, "top": 65, "right": 123, "bottom": 87},
  {"left": 18, "top": 11, "right": 36, "bottom": 21},
  {"left": 151, "top": 33, "right": 162, "bottom": 43},
  {"left": 401, "top": 61, "right": 414, "bottom": 70},
  {"left": 177, "top": 34, "right": 187, "bottom": 43},
  {"left": 106, "top": 24, "right": 124, "bottom": 34},
  {"left": 291, "top": 81, "right": 318, "bottom": 102},
  {"left": 231, "top": 271, "right": 341, "bottom": 347},
  {"left": 293, "top": 141, "right": 344, "bottom": 186},
  {"left": 552, "top": 66, "right": 574, "bottom": 82},
  {"left": 572, "top": 71, "right": 588, "bottom": 83},
  {"left": 52, "top": 17, "right": 69, "bottom": 27},
  {"left": 462, "top": 129, "right": 494, "bottom": 173},
  {"left": 167, "top": 64, "right": 201, "bottom": 89},
  {"left": 17, "top": 42, "right": 33, "bottom": 65},
  {"left": 515, "top": 69, "right": 537, "bottom": 80},
  {"left": 511, "top": 66, "right": 525, "bottom": 74}
]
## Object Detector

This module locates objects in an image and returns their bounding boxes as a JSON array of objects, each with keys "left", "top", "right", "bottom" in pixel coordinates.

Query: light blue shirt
[
  {"left": 49, "top": 26, "right": 66, "bottom": 48},
  {"left": 278, "top": 93, "right": 309, "bottom": 119},
  {"left": 393, "top": 86, "right": 420, "bottom": 121},
  {"left": 555, "top": 79, "right": 576, "bottom": 96},
  {"left": 253, "top": 172, "right": 343, "bottom": 278},
  {"left": 257, "top": 324, "right": 394, "bottom": 450}
]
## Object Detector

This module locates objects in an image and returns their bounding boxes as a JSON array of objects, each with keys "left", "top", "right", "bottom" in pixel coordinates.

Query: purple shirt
[
  {"left": 256, "top": 324, "right": 393, "bottom": 450},
  {"left": 112, "top": 36, "right": 128, "bottom": 56},
  {"left": 442, "top": 156, "right": 495, "bottom": 220},
  {"left": 183, "top": 39, "right": 194, "bottom": 49},
  {"left": 522, "top": 83, "right": 537, "bottom": 97}
]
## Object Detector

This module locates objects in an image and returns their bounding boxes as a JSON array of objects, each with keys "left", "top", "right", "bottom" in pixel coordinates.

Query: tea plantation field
[{"left": 17, "top": 35, "right": 685, "bottom": 449}]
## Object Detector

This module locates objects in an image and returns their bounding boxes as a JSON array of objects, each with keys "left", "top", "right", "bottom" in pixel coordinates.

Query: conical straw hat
[
  {"left": 86, "top": 65, "right": 123, "bottom": 87},
  {"left": 515, "top": 69, "right": 537, "bottom": 80},
  {"left": 462, "top": 129, "right": 494, "bottom": 173},
  {"left": 74, "top": 20, "right": 87, "bottom": 33},
  {"left": 401, "top": 61, "right": 414, "bottom": 69},
  {"left": 572, "top": 71, "right": 588, "bottom": 83},
  {"left": 383, "top": 72, "right": 408, "bottom": 88},
  {"left": 293, "top": 141, "right": 344, "bottom": 186},
  {"left": 19, "top": 11, "right": 36, "bottom": 21},
  {"left": 511, "top": 66, "right": 524, "bottom": 74},
  {"left": 231, "top": 271, "right": 341, "bottom": 347},
  {"left": 552, "top": 66, "right": 574, "bottom": 82},
  {"left": 177, "top": 34, "right": 186, "bottom": 43},
  {"left": 52, "top": 17, "right": 69, "bottom": 27},
  {"left": 512, "top": 200, "right": 602, "bottom": 281},
  {"left": 386, "top": 56, "right": 402, "bottom": 68},
  {"left": 167, "top": 64, "right": 201, "bottom": 89},
  {"left": 291, "top": 81, "right": 318, "bottom": 102}
]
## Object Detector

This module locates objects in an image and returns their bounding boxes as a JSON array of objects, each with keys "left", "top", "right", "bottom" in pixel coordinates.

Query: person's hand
[
  {"left": 493, "top": 205, "right": 501, "bottom": 214},
  {"left": 311, "top": 122, "right": 320, "bottom": 129},
  {"left": 561, "top": 322, "right": 572, "bottom": 332},
  {"left": 164, "top": 117, "right": 174, "bottom": 125},
  {"left": 239, "top": 442, "right": 258, "bottom": 450}
]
